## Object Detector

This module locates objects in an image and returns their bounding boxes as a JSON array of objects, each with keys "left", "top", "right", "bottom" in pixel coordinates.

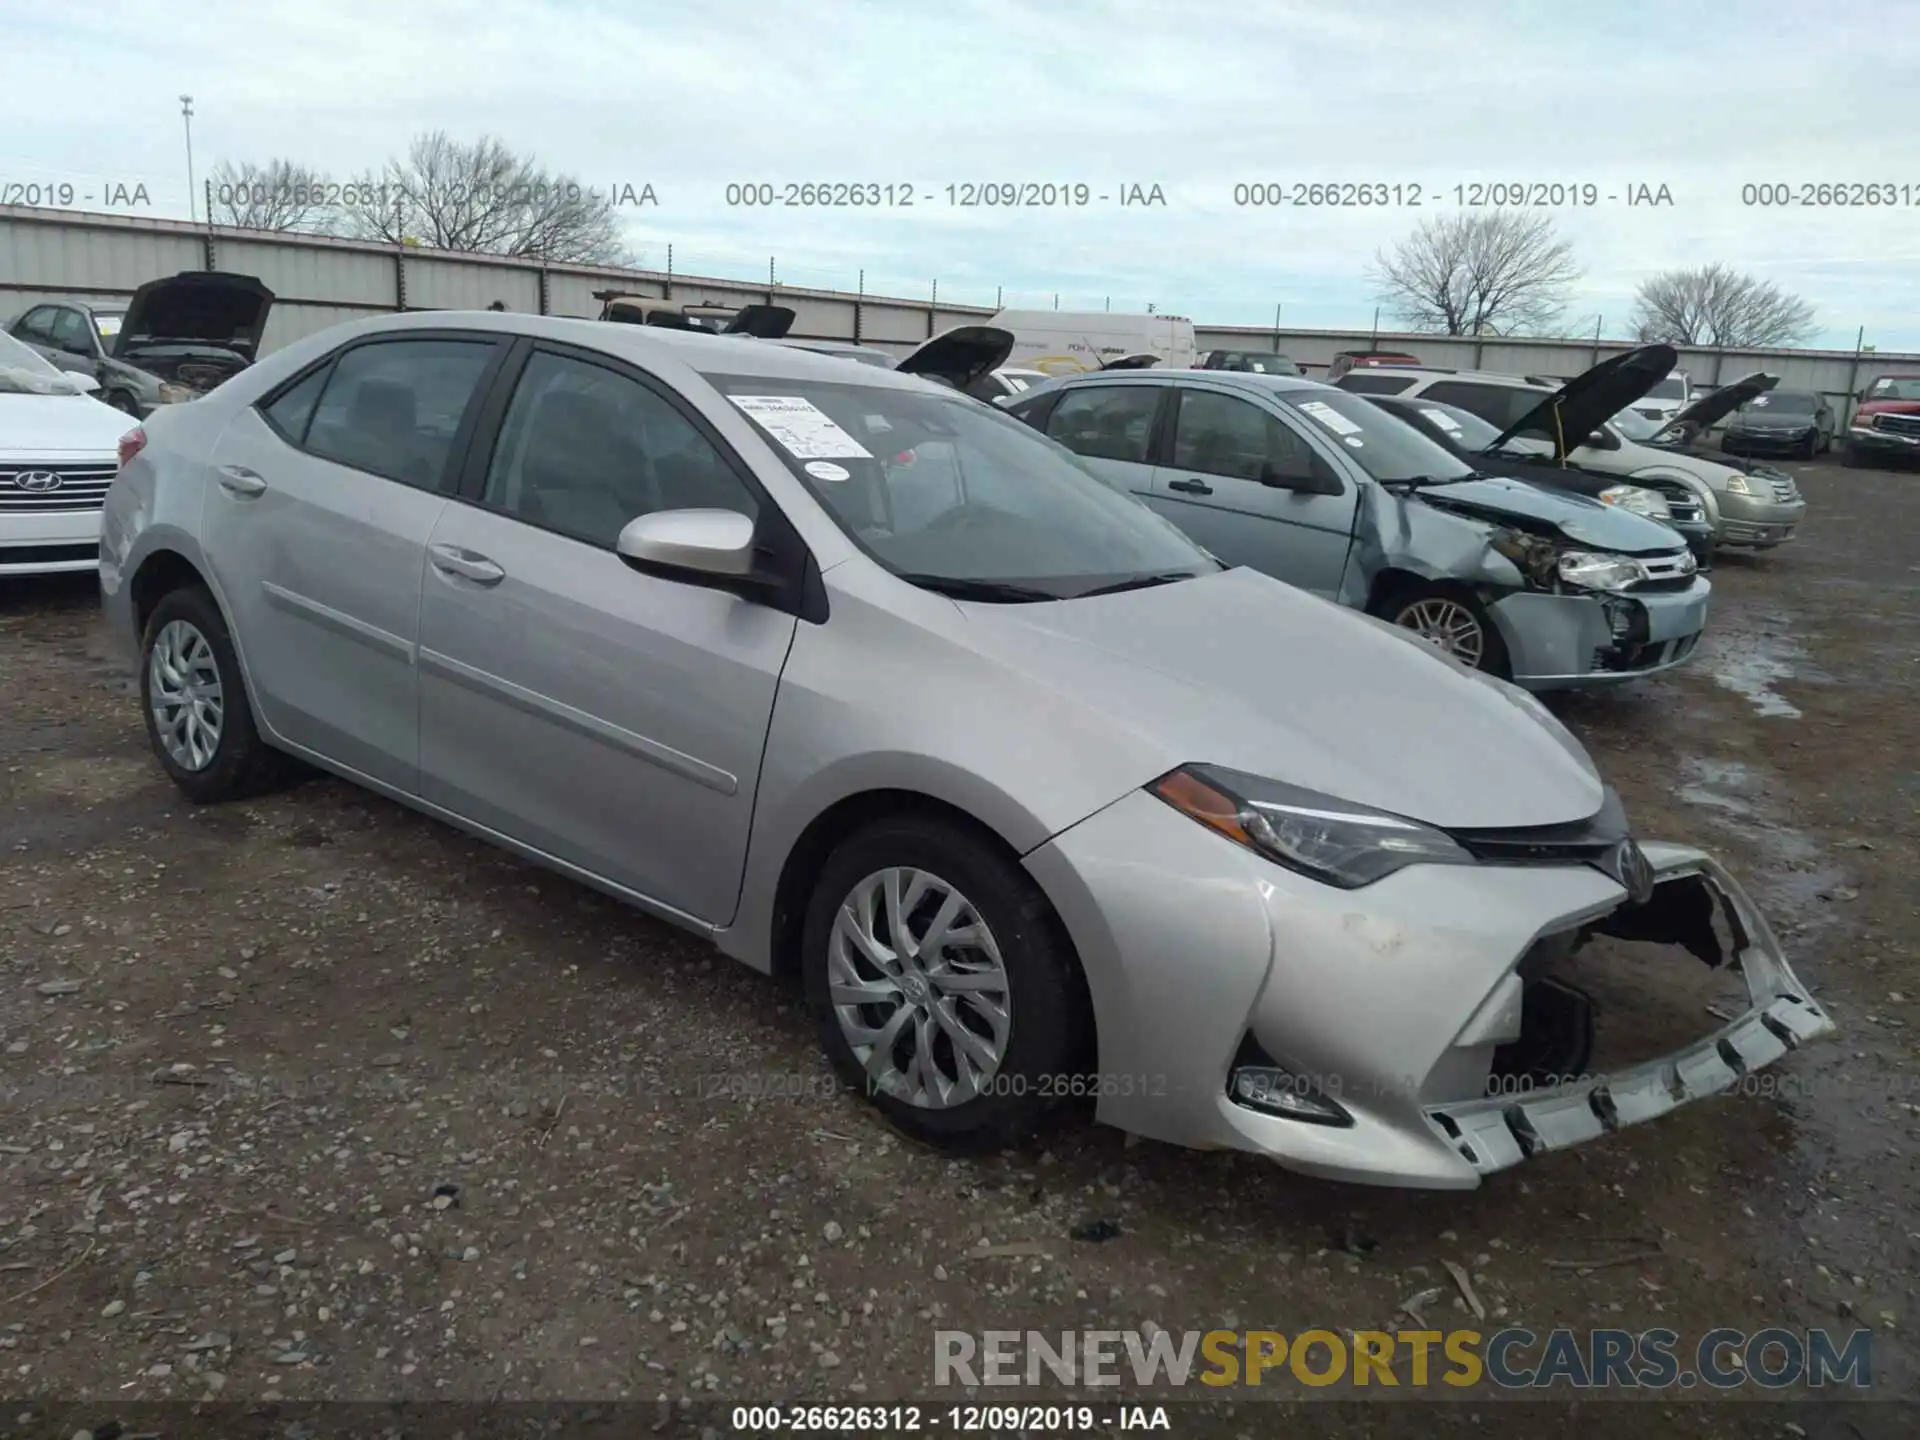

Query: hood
[
  {"left": 1488, "top": 344, "right": 1678, "bottom": 457},
  {"left": 117, "top": 272, "right": 273, "bottom": 356},
  {"left": 959, "top": 567, "right": 1604, "bottom": 830},
  {"left": 1413, "top": 475, "right": 1685, "bottom": 554},
  {"left": 1655, "top": 371, "right": 1778, "bottom": 439},
  {"left": 0, "top": 391, "right": 138, "bottom": 455},
  {"left": 894, "top": 326, "right": 1014, "bottom": 389},
  {"left": 1857, "top": 397, "right": 1920, "bottom": 417},
  {"left": 721, "top": 304, "right": 796, "bottom": 339}
]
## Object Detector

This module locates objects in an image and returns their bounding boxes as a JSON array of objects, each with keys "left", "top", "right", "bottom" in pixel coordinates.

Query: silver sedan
[{"left": 98, "top": 312, "right": 1832, "bottom": 1187}]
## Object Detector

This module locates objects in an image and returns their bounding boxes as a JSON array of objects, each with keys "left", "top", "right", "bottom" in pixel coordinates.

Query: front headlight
[
  {"left": 1597, "top": 484, "right": 1671, "bottom": 519},
  {"left": 1557, "top": 550, "right": 1648, "bottom": 591},
  {"left": 1149, "top": 765, "right": 1474, "bottom": 888},
  {"left": 156, "top": 382, "right": 195, "bottom": 404},
  {"left": 1723, "top": 473, "right": 1754, "bottom": 495}
]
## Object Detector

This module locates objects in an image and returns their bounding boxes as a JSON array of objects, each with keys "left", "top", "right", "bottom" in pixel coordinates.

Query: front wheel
[
  {"left": 801, "top": 814, "right": 1091, "bottom": 1152},
  {"left": 139, "top": 586, "right": 294, "bottom": 803},
  {"left": 108, "top": 390, "right": 140, "bottom": 416},
  {"left": 1840, "top": 444, "right": 1865, "bottom": 469},
  {"left": 1376, "top": 585, "right": 1510, "bottom": 678}
]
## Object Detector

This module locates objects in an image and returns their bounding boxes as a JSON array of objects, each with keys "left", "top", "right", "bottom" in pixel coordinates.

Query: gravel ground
[{"left": 1, "top": 459, "right": 1915, "bottom": 1437}]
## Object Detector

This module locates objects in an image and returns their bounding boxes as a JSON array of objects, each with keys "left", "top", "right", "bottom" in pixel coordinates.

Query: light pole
[{"left": 180, "top": 95, "right": 196, "bottom": 222}]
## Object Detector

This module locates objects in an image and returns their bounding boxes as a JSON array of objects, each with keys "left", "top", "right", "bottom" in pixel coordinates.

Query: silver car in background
[{"left": 99, "top": 312, "right": 1831, "bottom": 1188}]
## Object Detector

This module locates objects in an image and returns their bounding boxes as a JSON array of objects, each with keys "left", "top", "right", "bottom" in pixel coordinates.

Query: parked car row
[{"left": 86, "top": 310, "right": 1832, "bottom": 1189}]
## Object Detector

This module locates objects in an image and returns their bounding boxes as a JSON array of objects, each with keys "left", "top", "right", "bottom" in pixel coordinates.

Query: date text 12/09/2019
[
  {"left": 722, "top": 182, "right": 1168, "bottom": 208},
  {"left": 1230, "top": 181, "right": 1676, "bottom": 208}
]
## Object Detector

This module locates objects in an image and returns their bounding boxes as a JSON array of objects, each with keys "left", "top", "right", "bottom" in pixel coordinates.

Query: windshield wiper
[
  {"left": 1380, "top": 474, "right": 1462, "bottom": 490},
  {"left": 898, "top": 574, "right": 1060, "bottom": 603},
  {"left": 1074, "top": 570, "right": 1207, "bottom": 598}
]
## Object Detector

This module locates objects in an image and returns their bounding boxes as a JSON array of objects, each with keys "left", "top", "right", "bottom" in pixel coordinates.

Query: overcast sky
[{"left": 4, "top": 0, "right": 1916, "bottom": 349}]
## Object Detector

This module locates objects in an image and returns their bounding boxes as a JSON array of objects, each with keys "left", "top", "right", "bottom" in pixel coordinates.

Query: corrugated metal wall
[{"left": 5, "top": 203, "right": 1912, "bottom": 398}]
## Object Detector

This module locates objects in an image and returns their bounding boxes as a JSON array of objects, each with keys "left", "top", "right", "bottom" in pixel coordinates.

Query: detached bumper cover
[
  {"left": 1027, "top": 797, "right": 1834, "bottom": 1188},
  {"left": 1491, "top": 578, "right": 1710, "bottom": 691},
  {"left": 1424, "top": 842, "right": 1833, "bottom": 1176}
]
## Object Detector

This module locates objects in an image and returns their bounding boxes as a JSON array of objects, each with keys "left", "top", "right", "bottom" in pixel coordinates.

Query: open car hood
[
  {"left": 116, "top": 271, "right": 273, "bottom": 356},
  {"left": 1099, "top": 352, "right": 1163, "bottom": 371},
  {"left": 721, "top": 304, "right": 796, "bottom": 339},
  {"left": 1488, "top": 344, "right": 1678, "bottom": 458},
  {"left": 1653, "top": 371, "right": 1778, "bottom": 440},
  {"left": 894, "top": 325, "right": 1014, "bottom": 390}
]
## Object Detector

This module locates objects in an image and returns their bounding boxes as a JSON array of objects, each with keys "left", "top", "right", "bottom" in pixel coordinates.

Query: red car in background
[
  {"left": 1843, "top": 373, "right": 1920, "bottom": 469},
  {"left": 1326, "top": 348, "right": 1423, "bottom": 380}
]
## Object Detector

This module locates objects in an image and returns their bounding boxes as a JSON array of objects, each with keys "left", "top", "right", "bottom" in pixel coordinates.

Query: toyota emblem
[
  {"left": 1613, "top": 840, "right": 1656, "bottom": 905},
  {"left": 15, "top": 470, "right": 63, "bottom": 493}
]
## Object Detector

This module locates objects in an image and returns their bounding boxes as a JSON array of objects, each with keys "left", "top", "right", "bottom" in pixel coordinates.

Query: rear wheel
[
  {"left": 107, "top": 390, "right": 140, "bottom": 417},
  {"left": 139, "top": 586, "right": 294, "bottom": 803},
  {"left": 801, "top": 814, "right": 1091, "bottom": 1152},
  {"left": 1374, "top": 584, "right": 1510, "bottom": 678}
]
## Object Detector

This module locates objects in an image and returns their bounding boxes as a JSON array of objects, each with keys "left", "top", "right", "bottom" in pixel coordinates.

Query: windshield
[
  {"left": 1866, "top": 377, "right": 1920, "bottom": 401},
  {"left": 0, "top": 330, "right": 88, "bottom": 395},
  {"left": 1743, "top": 391, "right": 1815, "bottom": 414},
  {"left": 1610, "top": 408, "right": 1664, "bottom": 441},
  {"left": 1275, "top": 386, "right": 1477, "bottom": 484},
  {"left": 707, "top": 373, "right": 1217, "bottom": 599},
  {"left": 1645, "top": 377, "right": 1686, "bottom": 401}
]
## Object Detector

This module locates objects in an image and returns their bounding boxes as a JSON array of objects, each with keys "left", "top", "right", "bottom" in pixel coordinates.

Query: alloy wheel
[
  {"left": 148, "top": 619, "right": 225, "bottom": 771},
  {"left": 827, "top": 867, "right": 1012, "bottom": 1108},
  {"left": 1395, "top": 597, "right": 1487, "bottom": 668}
]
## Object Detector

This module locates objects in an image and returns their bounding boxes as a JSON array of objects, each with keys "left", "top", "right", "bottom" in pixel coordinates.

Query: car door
[
  {"left": 41, "top": 307, "right": 105, "bottom": 381},
  {"left": 201, "top": 332, "right": 506, "bottom": 792},
  {"left": 1038, "top": 382, "right": 1168, "bottom": 496},
  {"left": 11, "top": 307, "right": 69, "bottom": 368},
  {"left": 414, "top": 341, "right": 796, "bottom": 927},
  {"left": 1147, "top": 385, "right": 1359, "bottom": 596}
]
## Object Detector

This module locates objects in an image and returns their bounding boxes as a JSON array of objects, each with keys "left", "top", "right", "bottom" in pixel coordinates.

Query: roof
[
  {"left": 1346, "top": 365, "right": 1552, "bottom": 390},
  {"left": 1042, "top": 369, "right": 1331, "bottom": 396},
  {"left": 305, "top": 309, "right": 941, "bottom": 391}
]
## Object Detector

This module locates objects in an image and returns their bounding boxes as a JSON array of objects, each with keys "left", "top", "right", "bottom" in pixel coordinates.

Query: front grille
[
  {"left": 0, "top": 463, "right": 117, "bottom": 513},
  {"left": 1876, "top": 413, "right": 1920, "bottom": 438},
  {"left": 0, "top": 542, "right": 98, "bottom": 567},
  {"left": 1629, "top": 552, "right": 1698, "bottom": 593},
  {"left": 1642, "top": 481, "right": 1703, "bottom": 524}
]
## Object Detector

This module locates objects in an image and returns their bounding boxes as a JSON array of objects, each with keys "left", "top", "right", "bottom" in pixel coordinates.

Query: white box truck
[{"left": 985, "top": 309, "right": 1196, "bottom": 375}]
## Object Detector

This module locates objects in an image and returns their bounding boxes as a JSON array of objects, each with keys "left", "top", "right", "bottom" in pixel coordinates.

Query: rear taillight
[{"left": 118, "top": 427, "right": 147, "bottom": 468}]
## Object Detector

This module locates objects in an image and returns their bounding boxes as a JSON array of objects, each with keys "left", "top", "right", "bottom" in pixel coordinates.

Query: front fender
[{"left": 1338, "top": 483, "right": 1528, "bottom": 609}]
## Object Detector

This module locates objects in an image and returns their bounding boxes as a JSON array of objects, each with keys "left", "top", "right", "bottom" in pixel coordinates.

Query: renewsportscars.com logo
[{"left": 935, "top": 1327, "right": 1874, "bottom": 1391}]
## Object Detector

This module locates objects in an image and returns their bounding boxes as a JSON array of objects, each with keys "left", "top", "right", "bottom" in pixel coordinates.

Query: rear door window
[
  {"left": 1042, "top": 385, "right": 1164, "bottom": 463},
  {"left": 302, "top": 339, "right": 497, "bottom": 490}
]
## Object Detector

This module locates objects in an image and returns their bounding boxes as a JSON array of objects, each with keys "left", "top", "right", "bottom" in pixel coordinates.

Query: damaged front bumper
[
  {"left": 1490, "top": 576, "right": 1710, "bottom": 691},
  {"left": 1025, "top": 794, "right": 1833, "bottom": 1189},
  {"left": 1425, "top": 842, "right": 1833, "bottom": 1177}
]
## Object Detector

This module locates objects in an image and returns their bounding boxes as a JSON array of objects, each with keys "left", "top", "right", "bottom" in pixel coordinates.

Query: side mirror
[
  {"left": 1259, "top": 461, "right": 1338, "bottom": 495},
  {"left": 616, "top": 508, "right": 756, "bottom": 580}
]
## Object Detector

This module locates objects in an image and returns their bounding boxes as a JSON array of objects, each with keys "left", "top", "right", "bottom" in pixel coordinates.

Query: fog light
[{"left": 1228, "top": 1036, "right": 1352, "bottom": 1126}]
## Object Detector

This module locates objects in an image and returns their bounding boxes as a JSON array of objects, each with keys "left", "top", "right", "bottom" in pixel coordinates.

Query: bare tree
[
  {"left": 1370, "top": 210, "right": 1582, "bottom": 336},
  {"left": 1631, "top": 264, "right": 1816, "bottom": 348},
  {"left": 340, "top": 132, "right": 629, "bottom": 264},
  {"left": 206, "top": 158, "right": 338, "bottom": 232}
]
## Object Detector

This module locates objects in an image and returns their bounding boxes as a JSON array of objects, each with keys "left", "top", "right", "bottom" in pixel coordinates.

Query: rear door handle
[
  {"left": 428, "top": 543, "right": 505, "bottom": 586},
  {"left": 1167, "top": 477, "right": 1214, "bottom": 495},
  {"left": 217, "top": 464, "right": 267, "bottom": 496}
]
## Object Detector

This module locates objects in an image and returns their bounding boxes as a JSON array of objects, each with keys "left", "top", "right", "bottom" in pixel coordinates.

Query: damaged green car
[{"left": 1006, "top": 370, "right": 1708, "bottom": 690}]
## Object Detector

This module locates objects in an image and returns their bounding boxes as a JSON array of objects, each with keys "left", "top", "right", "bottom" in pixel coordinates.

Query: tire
[
  {"left": 1373, "top": 583, "right": 1511, "bottom": 679},
  {"left": 138, "top": 585, "right": 294, "bottom": 803},
  {"left": 801, "top": 813, "right": 1091, "bottom": 1152},
  {"left": 108, "top": 390, "right": 140, "bottom": 417},
  {"left": 1800, "top": 432, "right": 1818, "bottom": 460},
  {"left": 1841, "top": 444, "right": 1865, "bottom": 469}
]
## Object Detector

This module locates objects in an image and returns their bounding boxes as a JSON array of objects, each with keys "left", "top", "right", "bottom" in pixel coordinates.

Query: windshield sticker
[
  {"left": 1297, "top": 400, "right": 1362, "bottom": 435},
  {"left": 727, "top": 395, "right": 874, "bottom": 459},
  {"left": 1750, "top": 395, "right": 1770, "bottom": 406},
  {"left": 1418, "top": 407, "right": 1463, "bottom": 432},
  {"left": 804, "top": 460, "right": 850, "bottom": 482},
  {"left": 95, "top": 316, "right": 122, "bottom": 338}
]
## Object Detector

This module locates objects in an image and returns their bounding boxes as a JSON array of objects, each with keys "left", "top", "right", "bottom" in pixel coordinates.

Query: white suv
[{"left": 1334, "top": 365, "right": 1805, "bottom": 551}]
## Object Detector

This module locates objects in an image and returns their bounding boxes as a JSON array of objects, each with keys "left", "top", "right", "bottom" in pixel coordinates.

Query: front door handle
[
  {"left": 217, "top": 464, "right": 267, "bottom": 497},
  {"left": 1167, "top": 477, "right": 1214, "bottom": 495},
  {"left": 428, "top": 543, "right": 505, "bottom": 586}
]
